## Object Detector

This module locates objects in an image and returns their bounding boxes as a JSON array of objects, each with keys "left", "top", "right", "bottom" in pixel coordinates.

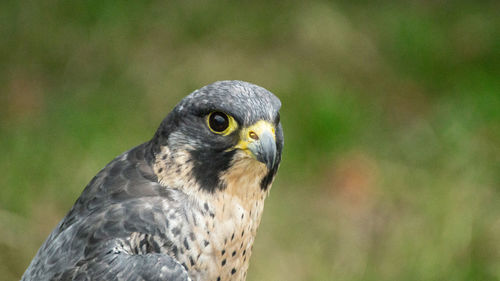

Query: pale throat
[
  {"left": 153, "top": 147, "right": 273, "bottom": 280},
  {"left": 197, "top": 153, "right": 271, "bottom": 280},
  {"left": 152, "top": 146, "right": 272, "bottom": 236},
  {"left": 153, "top": 146, "right": 271, "bottom": 205},
  {"left": 211, "top": 153, "right": 271, "bottom": 241}
]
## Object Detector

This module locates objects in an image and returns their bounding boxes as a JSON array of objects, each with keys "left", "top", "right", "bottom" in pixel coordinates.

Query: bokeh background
[{"left": 1, "top": 0, "right": 499, "bottom": 280}]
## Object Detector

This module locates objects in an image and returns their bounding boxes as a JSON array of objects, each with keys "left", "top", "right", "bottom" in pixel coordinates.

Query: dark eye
[{"left": 208, "top": 112, "right": 229, "bottom": 132}]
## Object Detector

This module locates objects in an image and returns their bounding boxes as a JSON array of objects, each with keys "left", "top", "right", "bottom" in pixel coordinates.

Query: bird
[{"left": 21, "top": 80, "right": 283, "bottom": 281}]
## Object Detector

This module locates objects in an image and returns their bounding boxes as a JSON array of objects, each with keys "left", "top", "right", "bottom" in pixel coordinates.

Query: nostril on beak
[{"left": 249, "top": 131, "right": 259, "bottom": 140}]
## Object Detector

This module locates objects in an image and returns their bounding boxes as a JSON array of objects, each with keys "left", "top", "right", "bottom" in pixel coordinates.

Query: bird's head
[{"left": 149, "top": 80, "right": 283, "bottom": 194}]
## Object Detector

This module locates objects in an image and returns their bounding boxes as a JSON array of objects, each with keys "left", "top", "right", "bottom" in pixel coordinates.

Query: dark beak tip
[
  {"left": 266, "top": 153, "right": 277, "bottom": 170},
  {"left": 259, "top": 131, "right": 277, "bottom": 170}
]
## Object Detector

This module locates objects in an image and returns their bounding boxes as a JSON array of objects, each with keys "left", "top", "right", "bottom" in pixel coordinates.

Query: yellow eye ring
[{"left": 206, "top": 112, "right": 238, "bottom": 135}]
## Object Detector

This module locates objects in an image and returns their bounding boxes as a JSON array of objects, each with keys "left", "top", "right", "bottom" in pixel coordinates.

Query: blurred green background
[{"left": 1, "top": 0, "right": 499, "bottom": 280}]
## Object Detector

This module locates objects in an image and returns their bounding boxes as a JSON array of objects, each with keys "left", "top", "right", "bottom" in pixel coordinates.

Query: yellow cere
[{"left": 234, "top": 120, "right": 276, "bottom": 156}]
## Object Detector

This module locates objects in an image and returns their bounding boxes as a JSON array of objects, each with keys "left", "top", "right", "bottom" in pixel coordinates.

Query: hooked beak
[{"left": 235, "top": 121, "right": 277, "bottom": 170}]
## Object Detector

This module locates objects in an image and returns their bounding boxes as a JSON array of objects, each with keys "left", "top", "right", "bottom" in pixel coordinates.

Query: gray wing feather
[
  {"left": 22, "top": 144, "right": 191, "bottom": 281},
  {"left": 54, "top": 251, "right": 189, "bottom": 281}
]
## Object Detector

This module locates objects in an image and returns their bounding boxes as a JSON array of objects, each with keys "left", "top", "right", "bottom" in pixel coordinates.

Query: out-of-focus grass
[{"left": 1, "top": 0, "right": 499, "bottom": 280}]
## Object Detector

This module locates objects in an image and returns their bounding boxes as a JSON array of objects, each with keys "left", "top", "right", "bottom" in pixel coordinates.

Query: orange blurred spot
[
  {"left": 5, "top": 70, "right": 45, "bottom": 123},
  {"left": 324, "top": 151, "right": 379, "bottom": 207}
]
